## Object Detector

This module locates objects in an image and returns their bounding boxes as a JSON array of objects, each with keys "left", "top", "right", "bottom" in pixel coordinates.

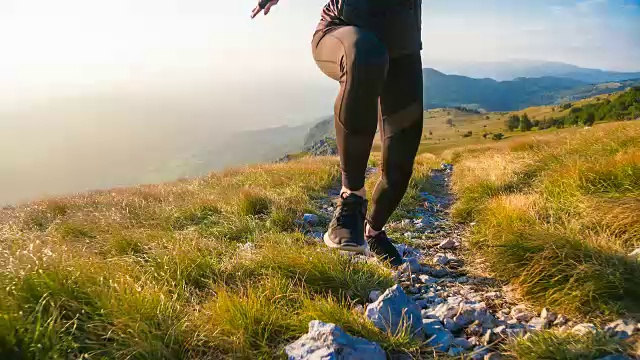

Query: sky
[{"left": 1, "top": 0, "right": 639, "bottom": 105}]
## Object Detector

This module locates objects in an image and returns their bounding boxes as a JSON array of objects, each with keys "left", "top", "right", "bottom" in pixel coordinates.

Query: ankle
[
  {"left": 341, "top": 186, "right": 366, "bottom": 199},
  {"left": 365, "top": 222, "right": 382, "bottom": 237}
]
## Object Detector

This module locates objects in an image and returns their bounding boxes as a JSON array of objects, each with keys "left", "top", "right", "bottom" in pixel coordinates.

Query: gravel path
[{"left": 293, "top": 164, "right": 638, "bottom": 359}]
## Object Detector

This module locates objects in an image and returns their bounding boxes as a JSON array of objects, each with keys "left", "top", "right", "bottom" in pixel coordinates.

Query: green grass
[
  {"left": 3, "top": 96, "right": 639, "bottom": 358},
  {"left": 449, "top": 122, "right": 640, "bottom": 318},
  {"left": 504, "top": 330, "right": 631, "bottom": 360},
  {"left": 0, "top": 155, "right": 440, "bottom": 359}
]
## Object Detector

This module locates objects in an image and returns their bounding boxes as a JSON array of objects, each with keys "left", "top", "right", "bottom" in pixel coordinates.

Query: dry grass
[
  {"left": 504, "top": 330, "right": 631, "bottom": 360},
  {"left": 450, "top": 122, "right": 640, "bottom": 319},
  {"left": 0, "top": 154, "right": 440, "bottom": 359}
]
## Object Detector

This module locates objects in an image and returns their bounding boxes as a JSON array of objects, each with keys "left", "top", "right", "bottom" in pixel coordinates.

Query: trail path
[{"left": 293, "top": 164, "right": 637, "bottom": 359}]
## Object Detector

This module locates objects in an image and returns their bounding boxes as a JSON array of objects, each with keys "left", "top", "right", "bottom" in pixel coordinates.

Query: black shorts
[{"left": 316, "top": 0, "right": 422, "bottom": 57}]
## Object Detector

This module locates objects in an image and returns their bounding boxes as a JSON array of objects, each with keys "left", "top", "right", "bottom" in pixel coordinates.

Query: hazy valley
[{"left": 2, "top": 60, "right": 639, "bottom": 206}]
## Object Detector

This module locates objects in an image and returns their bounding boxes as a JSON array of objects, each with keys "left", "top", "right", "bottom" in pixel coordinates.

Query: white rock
[
  {"left": 448, "top": 347, "right": 468, "bottom": 356},
  {"left": 453, "top": 337, "right": 474, "bottom": 350},
  {"left": 444, "top": 318, "right": 461, "bottom": 332},
  {"left": 422, "top": 319, "right": 454, "bottom": 352},
  {"left": 629, "top": 248, "right": 640, "bottom": 257},
  {"left": 416, "top": 300, "right": 429, "bottom": 309},
  {"left": 365, "top": 285, "right": 424, "bottom": 340},
  {"left": 527, "top": 317, "right": 547, "bottom": 331},
  {"left": 553, "top": 314, "right": 569, "bottom": 326},
  {"left": 431, "top": 302, "right": 459, "bottom": 321},
  {"left": 405, "top": 257, "right": 422, "bottom": 273},
  {"left": 510, "top": 305, "right": 534, "bottom": 322},
  {"left": 302, "top": 213, "right": 319, "bottom": 226},
  {"left": 419, "top": 274, "right": 438, "bottom": 284},
  {"left": 434, "top": 253, "right": 450, "bottom": 265},
  {"left": 604, "top": 319, "right": 636, "bottom": 340},
  {"left": 453, "top": 301, "right": 489, "bottom": 328},
  {"left": 439, "top": 238, "right": 458, "bottom": 249},
  {"left": 572, "top": 323, "right": 597, "bottom": 335},
  {"left": 540, "top": 308, "right": 557, "bottom": 323},
  {"left": 369, "top": 290, "right": 382, "bottom": 303},
  {"left": 285, "top": 321, "right": 386, "bottom": 360}
]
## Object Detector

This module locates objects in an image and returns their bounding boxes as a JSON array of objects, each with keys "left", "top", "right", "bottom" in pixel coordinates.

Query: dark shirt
[{"left": 316, "top": 0, "right": 422, "bottom": 57}]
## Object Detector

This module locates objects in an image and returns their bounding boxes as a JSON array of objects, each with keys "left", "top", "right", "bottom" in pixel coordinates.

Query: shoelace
[{"left": 335, "top": 196, "right": 361, "bottom": 228}]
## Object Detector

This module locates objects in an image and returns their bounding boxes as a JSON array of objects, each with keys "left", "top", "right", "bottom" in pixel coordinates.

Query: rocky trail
[{"left": 290, "top": 164, "right": 638, "bottom": 359}]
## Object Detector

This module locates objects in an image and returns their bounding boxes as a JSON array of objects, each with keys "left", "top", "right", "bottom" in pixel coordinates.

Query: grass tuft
[
  {"left": 453, "top": 122, "right": 640, "bottom": 317},
  {"left": 504, "top": 330, "right": 630, "bottom": 360}
]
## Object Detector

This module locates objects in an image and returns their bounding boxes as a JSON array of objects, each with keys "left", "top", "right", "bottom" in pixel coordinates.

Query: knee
[{"left": 384, "top": 166, "right": 413, "bottom": 188}]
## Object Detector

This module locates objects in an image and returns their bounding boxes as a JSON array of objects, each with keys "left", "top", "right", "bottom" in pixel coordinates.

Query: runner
[{"left": 252, "top": 0, "right": 424, "bottom": 267}]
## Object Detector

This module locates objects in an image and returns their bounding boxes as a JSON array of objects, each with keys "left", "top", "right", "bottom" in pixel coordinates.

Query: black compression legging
[{"left": 312, "top": 26, "right": 424, "bottom": 231}]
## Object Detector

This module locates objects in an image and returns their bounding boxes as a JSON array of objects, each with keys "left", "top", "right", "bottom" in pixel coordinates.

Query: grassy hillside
[
  {"left": 422, "top": 69, "right": 640, "bottom": 111},
  {"left": 0, "top": 155, "right": 439, "bottom": 359},
  {"left": 447, "top": 122, "right": 640, "bottom": 318}
]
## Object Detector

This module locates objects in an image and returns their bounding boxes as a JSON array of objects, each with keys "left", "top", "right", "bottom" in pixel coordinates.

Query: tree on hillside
[
  {"left": 505, "top": 115, "right": 520, "bottom": 131},
  {"left": 519, "top": 113, "right": 533, "bottom": 132},
  {"left": 583, "top": 112, "right": 596, "bottom": 126},
  {"left": 532, "top": 119, "right": 541, "bottom": 128}
]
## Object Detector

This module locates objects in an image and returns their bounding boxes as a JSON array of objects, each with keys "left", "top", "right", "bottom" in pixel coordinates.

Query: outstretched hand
[{"left": 251, "top": 0, "right": 280, "bottom": 19}]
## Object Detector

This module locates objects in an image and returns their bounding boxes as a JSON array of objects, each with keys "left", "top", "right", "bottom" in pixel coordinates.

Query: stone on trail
[
  {"left": 405, "top": 257, "right": 422, "bottom": 273},
  {"left": 604, "top": 319, "right": 636, "bottom": 340},
  {"left": 470, "top": 346, "right": 491, "bottom": 360},
  {"left": 453, "top": 337, "right": 474, "bottom": 350},
  {"left": 510, "top": 304, "right": 534, "bottom": 322},
  {"left": 422, "top": 319, "right": 454, "bottom": 352},
  {"left": 285, "top": 320, "right": 386, "bottom": 360},
  {"left": 365, "top": 285, "right": 424, "bottom": 340},
  {"left": 439, "top": 238, "right": 458, "bottom": 249},
  {"left": 553, "top": 314, "right": 569, "bottom": 326},
  {"left": 418, "top": 274, "right": 438, "bottom": 284},
  {"left": 444, "top": 317, "right": 461, "bottom": 332},
  {"left": 369, "top": 290, "right": 382, "bottom": 303},
  {"left": 302, "top": 214, "right": 319, "bottom": 226},
  {"left": 430, "top": 302, "right": 460, "bottom": 322},
  {"left": 448, "top": 346, "right": 468, "bottom": 357},
  {"left": 415, "top": 299, "right": 429, "bottom": 309},
  {"left": 430, "top": 267, "right": 450, "bottom": 278},
  {"left": 572, "top": 323, "right": 598, "bottom": 335},
  {"left": 434, "top": 253, "right": 450, "bottom": 265},
  {"left": 484, "top": 292, "right": 502, "bottom": 300},
  {"left": 527, "top": 317, "right": 548, "bottom": 331},
  {"left": 540, "top": 307, "right": 557, "bottom": 323}
]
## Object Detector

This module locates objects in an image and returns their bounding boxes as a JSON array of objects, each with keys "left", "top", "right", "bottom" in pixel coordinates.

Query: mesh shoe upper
[
  {"left": 366, "top": 230, "right": 403, "bottom": 267},
  {"left": 324, "top": 193, "right": 367, "bottom": 251}
]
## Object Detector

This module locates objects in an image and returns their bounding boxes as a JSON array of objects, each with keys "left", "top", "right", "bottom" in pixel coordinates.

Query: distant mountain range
[
  {"left": 423, "top": 68, "right": 640, "bottom": 111},
  {"left": 424, "top": 59, "right": 640, "bottom": 83}
]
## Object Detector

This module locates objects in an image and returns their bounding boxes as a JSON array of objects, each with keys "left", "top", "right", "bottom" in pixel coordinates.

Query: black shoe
[
  {"left": 323, "top": 193, "right": 367, "bottom": 253},
  {"left": 366, "top": 230, "right": 403, "bottom": 267}
]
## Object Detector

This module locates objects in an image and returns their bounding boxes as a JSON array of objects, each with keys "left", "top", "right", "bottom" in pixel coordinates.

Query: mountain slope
[
  {"left": 422, "top": 68, "right": 640, "bottom": 111},
  {"left": 426, "top": 59, "right": 640, "bottom": 83}
]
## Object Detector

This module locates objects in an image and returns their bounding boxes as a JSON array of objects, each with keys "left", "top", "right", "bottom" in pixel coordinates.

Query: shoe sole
[{"left": 323, "top": 232, "right": 367, "bottom": 254}]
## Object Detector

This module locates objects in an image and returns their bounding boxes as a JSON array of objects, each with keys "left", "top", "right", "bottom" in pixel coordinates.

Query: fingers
[
  {"left": 264, "top": 0, "right": 279, "bottom": 15},
  {"left": 250, "top": 5, "right": 262, "bottom": 19}
]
